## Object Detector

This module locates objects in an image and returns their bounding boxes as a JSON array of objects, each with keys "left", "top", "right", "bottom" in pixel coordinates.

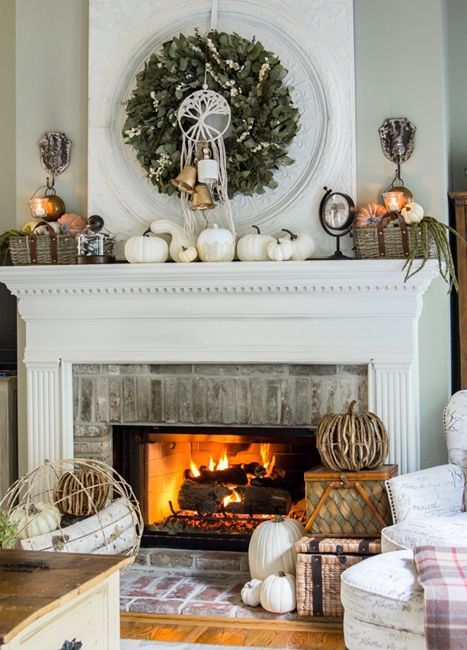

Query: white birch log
[
  {"left": 20, "top": 497, "right": 136, "bottom": 553},
  {"left": 93, "top": 526, "right": 138, "bottom": 555}
]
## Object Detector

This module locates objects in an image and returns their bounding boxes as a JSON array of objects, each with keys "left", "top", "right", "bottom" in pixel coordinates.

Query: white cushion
[
  {"left": 382, "top": 512, "right": 467, "bottom": 552},
  {"left": 341, "top": 550, "right": 424, "bottom": 636},
  {"left": 385, "top": 464, "right": 464, "bottom": 523}
]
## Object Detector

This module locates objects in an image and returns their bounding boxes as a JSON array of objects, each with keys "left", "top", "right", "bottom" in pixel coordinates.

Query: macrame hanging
[{"left": 172, "top": 83, "right": 235, "bottom": 237}]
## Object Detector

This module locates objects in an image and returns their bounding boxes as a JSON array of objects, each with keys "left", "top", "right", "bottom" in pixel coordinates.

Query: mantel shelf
[{"left": 0, "top": 259, "right": 438, "bottom": 296}]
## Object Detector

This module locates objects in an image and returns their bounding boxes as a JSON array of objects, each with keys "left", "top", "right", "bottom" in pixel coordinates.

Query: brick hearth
[{"left": 121, "top": 548, "right": 311, "bottom": 620}]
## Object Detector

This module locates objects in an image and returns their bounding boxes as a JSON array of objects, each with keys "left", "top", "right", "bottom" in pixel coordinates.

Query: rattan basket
[
  {"left": 9, "top": 222, "right": 77, "bottom": 265},
  {"left": 295, "top": 536, "right": 381, "bottom": 617},
  {"left": 354, "top": 211, "right": 436, "bottom": 259}
]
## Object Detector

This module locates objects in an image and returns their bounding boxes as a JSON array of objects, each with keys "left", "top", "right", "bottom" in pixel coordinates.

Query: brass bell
[
  {"left": 171, "top": 165, "right": 197, "bottom": 194},
  {"left": 191, "top": 184, "right": 215, "bottom": 211}
]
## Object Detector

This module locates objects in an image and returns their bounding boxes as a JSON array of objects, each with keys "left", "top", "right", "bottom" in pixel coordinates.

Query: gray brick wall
[{"left": 73, "top": 364, "right": 368, "bottom": 463}]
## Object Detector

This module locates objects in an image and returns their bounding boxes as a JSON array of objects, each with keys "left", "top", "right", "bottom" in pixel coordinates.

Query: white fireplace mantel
[{"left": 1, "top": 259, "right": 438, "bottom": 474}]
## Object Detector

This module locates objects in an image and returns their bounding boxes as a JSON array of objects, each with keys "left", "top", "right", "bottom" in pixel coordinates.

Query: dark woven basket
[
  {"left": 354, "top": 211, "right": 436, "bottom": 259},
  {"left": 9, "top": 222, "right": 76, "bottom": 265}
]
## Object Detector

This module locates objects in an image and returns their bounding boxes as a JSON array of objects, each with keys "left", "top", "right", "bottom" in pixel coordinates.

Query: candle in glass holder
[
  {"left": 382, "top": 191, "right": 405, "bottom": 212},
  {"left": 28, "top": 197, "right": 49, "bottom": 218}
]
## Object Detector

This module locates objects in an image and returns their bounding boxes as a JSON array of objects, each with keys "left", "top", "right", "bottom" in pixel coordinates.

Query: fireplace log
[
  {"left": 250, "top": 476, "right": 290, "bottom": 490},
  {"left": 187, "top": 465, "right": 249, "bottom": 486},
  {"left": 242, "top": 462, "right": 267, "bottom": 478},
  {"left": 225, "top": 486, "right": 292, "bottom": 515},
  {"left": 178, "top": 480, "right": 231, "bottom": 514}
]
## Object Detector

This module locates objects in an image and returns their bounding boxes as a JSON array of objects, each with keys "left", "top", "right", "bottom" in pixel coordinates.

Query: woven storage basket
[
  {"left": 9, "top": 222, "right": 76, "bottom": 265},
  {"left": 304, "top": 465, "right": 397, "bottom": 537},
  {"left": 295, "top": 536, "right": 381, "bottom": 617},
  {"left": 354, "top": 211, "right": 436, "bottom": 259}
]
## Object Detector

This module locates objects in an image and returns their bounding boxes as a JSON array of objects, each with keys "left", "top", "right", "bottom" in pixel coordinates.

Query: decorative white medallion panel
[
  {"left": 88, "top": 0, "right": 355, "bottom": 256},
  {"left": 1, "top": 260, "right": 437, "bottom": 475}
]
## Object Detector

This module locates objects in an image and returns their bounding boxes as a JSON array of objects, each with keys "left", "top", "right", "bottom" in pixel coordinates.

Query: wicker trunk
[
  {"left": 295, "top": 536, "right": 381, "bottom": 617},
  {"left": 304, "top": 465, "right": 397, "bottom": 537}
]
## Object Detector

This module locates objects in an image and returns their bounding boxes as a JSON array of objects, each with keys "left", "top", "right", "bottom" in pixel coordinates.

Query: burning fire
[
  {"left": 223, "top": 488, "right": 242, "bottom": 508},
  {"left": 189, "top": 459, "right": 200, "bottom": 478},
  {"left": 260, "top": 443, "right": 276, "bottom": 476},
  {"left": 217, "top": 450, "right": 229, "bottom": 471}
]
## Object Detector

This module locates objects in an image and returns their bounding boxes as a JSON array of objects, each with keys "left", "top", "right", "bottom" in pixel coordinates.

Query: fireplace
[{"left": 114, "top": 424, "right": 320, "bottom": 550}]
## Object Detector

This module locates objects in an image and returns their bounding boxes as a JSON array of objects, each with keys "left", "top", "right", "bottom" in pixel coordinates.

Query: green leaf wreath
[{"left": 123, "top": 30, "right": 300, "bottom": 198}]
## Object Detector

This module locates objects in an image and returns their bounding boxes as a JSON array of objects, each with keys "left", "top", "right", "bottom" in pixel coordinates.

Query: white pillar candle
[{"left": 197, "top": 158, "right": 219, "bottom": 184}]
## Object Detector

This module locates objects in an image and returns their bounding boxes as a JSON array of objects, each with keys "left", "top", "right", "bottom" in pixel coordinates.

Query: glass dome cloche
[{"left": 77, "top": 215, "right": 115, "bottom": 264}]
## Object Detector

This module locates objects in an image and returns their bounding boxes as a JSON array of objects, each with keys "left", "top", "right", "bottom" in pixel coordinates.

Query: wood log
[
  {"left": 225, "top": 486, "right": 292, "bottom": 515},
  {"left": 186, "top": 465, "right": 248, "bottom": 486},
  {"left": 93, "top": 526, "right": 138, "bottom": 555},
  {"left": 20, "top": 498, "right": 135, "bottom": 553},
  {"left": 178, "top": 480, "right": 231, "bottom": 514},
  {"left": 242, "top": 462, "right": 266, "bottom": 478},
  {"left": 250, "top": 476, "right": 291, "bottom": 490}
]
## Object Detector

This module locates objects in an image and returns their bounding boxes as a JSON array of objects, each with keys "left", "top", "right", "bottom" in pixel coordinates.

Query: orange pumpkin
[
  {"left": 58, "top": 213, "right": 87, "bottom": 236},
  {"left": 355, "top": 203, "right": 386, "bottom": 228}
]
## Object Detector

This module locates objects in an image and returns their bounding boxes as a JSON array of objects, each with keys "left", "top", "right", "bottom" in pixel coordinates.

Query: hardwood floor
[{"left": 121, "top": 613, "right": 345, "bottom": 649}]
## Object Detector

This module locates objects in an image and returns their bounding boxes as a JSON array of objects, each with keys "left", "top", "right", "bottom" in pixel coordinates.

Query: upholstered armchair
[{"left": 341, "top": 390, "right": 467, "bottom": 650}]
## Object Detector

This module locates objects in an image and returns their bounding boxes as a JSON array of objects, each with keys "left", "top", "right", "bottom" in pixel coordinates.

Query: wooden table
[{"left": 0, "top": 550, "right": 132, "bottom": 649}]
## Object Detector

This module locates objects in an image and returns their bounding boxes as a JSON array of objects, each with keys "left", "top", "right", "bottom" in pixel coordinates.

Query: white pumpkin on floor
[
  {"left": 241, "top": 578, "right": 263, "bottom": 607},
  {"left": 248, "top": 516, "right": 304, "bottom": 580},
  {"left": 260, "top": 571, "right": 296, "bottom": 613}
]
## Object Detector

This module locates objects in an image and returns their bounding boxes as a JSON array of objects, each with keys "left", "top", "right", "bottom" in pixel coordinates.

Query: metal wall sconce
[
  {"left": 29, "top": 132, "right": 71, "bottom": 221},
  {"left": 378, "top": 117, "right": 416, "bottom": 209}
]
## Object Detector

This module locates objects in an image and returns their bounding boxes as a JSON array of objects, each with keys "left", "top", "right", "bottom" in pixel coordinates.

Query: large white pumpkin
[
  {"left": 197, "top": 224, "right": 235, "bottom": 262},
  {"left": 236, "top": 225, "right": 274, "bottom": 261},
  {"left": 124, "top": 232, "right": 168, "bottom": 263},
  {"left": 248, "top": 516, "right": 304, "bottom": 579},
  {"left": 260, "top": 572, "right": 296, "bottom": 613},
  {"left": 10, "top": 502, "right": 61, "bottom": 540}
]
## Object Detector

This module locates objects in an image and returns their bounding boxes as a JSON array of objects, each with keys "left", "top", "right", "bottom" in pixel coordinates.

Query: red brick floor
[{"left": 120, "top": 548, "right": 307, "bottom": 620}]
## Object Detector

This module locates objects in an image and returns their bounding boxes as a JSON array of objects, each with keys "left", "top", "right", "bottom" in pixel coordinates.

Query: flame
[
  {"left": 217, "top": 450, "right": 229, "bottom": 471},
  {"left": 260, "top": 443, "right": 276, "bottom": 476},
  {"left": 190, "top": 459, "right": 200, "bottom": 478},
  {"left": 208, "top": 456, "right": 216, "bottom": 471},
  {"left": 223, "top": 488, "right": 242, "bottom": 508}
]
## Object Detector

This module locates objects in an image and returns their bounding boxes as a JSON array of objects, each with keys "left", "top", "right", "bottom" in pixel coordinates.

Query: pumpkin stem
[
  {"left": 274, "top": 515, "right": 284, "bottom": 523},
  {"left": 281, "top": 228, "right": 297, "bottom": 240},
  {"left": 181, "top": 246, "right": 187, "bottom": 251},
  {"left": 252, "top": 225, "right": 261, "bottom": 234},
  {"left": 143, "top": 228, "right": 151, "bottom": 236},
  {"left": 348, "top": 400, "right": 357, "bottom": 415},
  {"left": 277, "top": 571, "right": 286, "bottom": 577}
]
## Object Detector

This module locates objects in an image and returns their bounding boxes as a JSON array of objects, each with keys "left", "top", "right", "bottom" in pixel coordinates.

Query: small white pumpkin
[
  {"left": 197, "top": 224, "right": 235, "bottom": 262},
  {"left": 260, "top": 572, "right": 296, "bottom": 614},
  {"left": 248, "top": 515, "right": 305, "bottom": 580},
  {"left": 124, "top": 230, "right": 169, "bottom": 263},
  {"left": 401, "top": 201, "right": 424, "bottom": 225},
  {"left": 10, "top": 502, "right": 61, "bottom": 540},
  {"left": 280, "top": 229, "right": 316, "bottom": 260},
  {"left": 241, "top": 578, "right": 263, "bottom": 607},
  {"left": 150, "top": 219, "right": 197, "bottom": 261},
  {"left": 236, "top": 225, "right": 274, "bottom": 262},
  {"left": 178, "top": 245, "right": 198, "bottom": 263},
  {"left": 266, "top": 238, "right": 293, "bottom": 262},
  {"left": 33, "top": 221, "right": 62, "bottom": 235}
]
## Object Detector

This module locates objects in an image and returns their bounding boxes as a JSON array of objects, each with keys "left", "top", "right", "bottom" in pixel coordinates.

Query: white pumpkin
[
  {"left": 124, "top": 231, "right": 169, "bottom": 263},
  {"left": 178, "top": 245, "right": 198, "bottom": 263},
  {"left": 150, "top": 219, "right": 197, "bottom": 261},
  {"left": 241, "top": 579, "right": 263, "bottom": 607},
  {"left": 266, "top": 238, "right": 293, "bottom": 262},
  {"left": 260, "top": 572, "right": 296, "bottom": 614},
  {"left": 10, "top": 502, "right": 61, "bottom": 540},
  {"left": 197, "top": 224, "right": 235, "bottom": 262},
  {"left": 237, "top": 225, "right": 274, "bottom": 262},
  {"left": 401, "top": 201, "right": 424, "bottom": 225},
  {"left": 33, "top": 221, "right": 62, "bottom": 235},
  {"left": 280, "top": 229, "right": 316, "bottom": 260},
  {"left": 248, "top": 516, "right": 305, "bottom": 580}
]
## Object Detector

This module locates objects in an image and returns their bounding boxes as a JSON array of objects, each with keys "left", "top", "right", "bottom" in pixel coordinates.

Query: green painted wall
[{"left": 12, "top": 0, "right": 453, "bottom": 471}]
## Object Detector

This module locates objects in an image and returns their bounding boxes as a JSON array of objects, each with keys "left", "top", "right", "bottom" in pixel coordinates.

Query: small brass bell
[
  {"left": 171, "top": 165, "right": 197, "bottom": 194},
  {"left": 191, "top": 184, "right": 215, "bottom": 211}
]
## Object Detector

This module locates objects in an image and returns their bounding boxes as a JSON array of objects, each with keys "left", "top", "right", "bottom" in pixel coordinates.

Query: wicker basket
[
  {"left": 304, "top": 465, "right": 397, "bottom": 537},
  {"left": 9, "top": 222, "right": 76, "bottom": 265},
  {"left": 295, "top": 536, "right": 381, "bottom": 617},
  {"left": 354, "top": 211, "right": 436, "bottom": 259}
]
